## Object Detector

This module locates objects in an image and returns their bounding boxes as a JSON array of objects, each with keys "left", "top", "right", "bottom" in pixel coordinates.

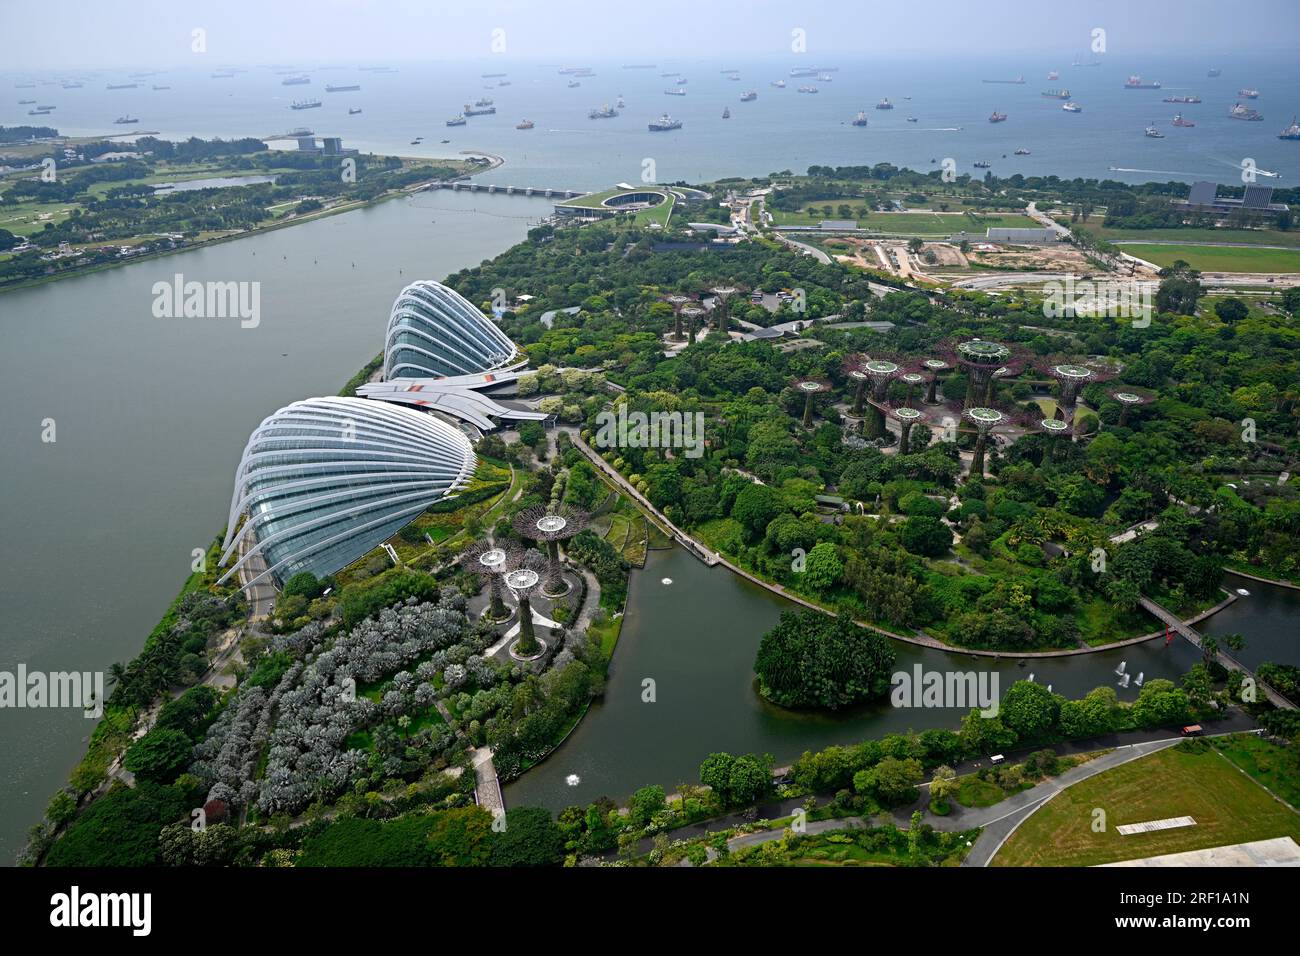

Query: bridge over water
[
  {"left": 1139, "top": 595, "right": 1295, "bottom": 711},
  {"left": 424, "top": 181, "right": 587, "bottom": 199}
]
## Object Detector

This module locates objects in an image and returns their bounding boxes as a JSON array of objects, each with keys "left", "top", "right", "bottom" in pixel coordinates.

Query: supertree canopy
[
  {"left": 1036, "top": 357, "right": 1119, "bottom": 418},
  {"left": 680, "top": 305, "right": 707, "bottom": 343},
  {"left": 854, "top": 358, "right": 903, "bottom": 438},
  {"left": 513, "top": 503, "right": 590, "bottom": 596},
  {"left": 792, "top": 377, "right": 830, "bottom": 429},
  {"left": 1108, "top": 386, "right": 1157, "bottom": 427},
  {"left": 946, "top": 339, "right": 1026, "bottom": 409},
  {"left": 962, "top": 405, "right": 1013, "bottom": 478},
  {"left": 502, "top": 549, "right": 549, "bottom": 657}
]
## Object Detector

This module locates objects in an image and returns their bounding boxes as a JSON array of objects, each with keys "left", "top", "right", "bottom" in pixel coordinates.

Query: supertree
[
  {"left": 898, "top": 371, "right": 926, "bottom": 405},
  {"left": 664, "top": 293, "right": 692, "bottom": 342},
  {"left": 962, "top": 405, "right": 1014, "bottom": 478},
  {"left": 792, "top": 377, "right": 830, "bottom": 429},
  {"left": 858, "top": 358, "right": 904, "bottom": 438},
  {"left": 1034, "top": 415, "right": 1075, "bottom": 460},
  {"left": 920, "top": 358, "right": 949, "bottom": 405},
  {"left": 1036, "top": 357, "right": 1119, "bottom": 420},
  {"left": 513, "top": 503, "right": 589, "bottom": 597},
  {"left": 1108, "top": 386, "right": 1157, "bottom": 428},
  {"left": 709, "top": 285, "right": 741, "bottom": 334},
  {"left": 680, "top": 305, "right": 707, "bottom": 344},
  {"left": 945, "top": 339, "right": 1026, "bottom": 409},
  {"left": 463, "top": 540, "right": 518, "bottom": 622},
  {"left": 502, "top": 549, "right": 549, "bottom": 658},
  {"left": 889, "top": 405, "right": 929, "bottom": 455}
]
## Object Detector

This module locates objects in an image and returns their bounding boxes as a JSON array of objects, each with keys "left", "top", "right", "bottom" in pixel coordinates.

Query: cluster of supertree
[
  {"left": 513, "top": 503, "right": 589, "bottom": 598},
  {"left": 662, "top": 293, "right": 695, "bottom": 342},
  {"left": 502, "top": 549, "right": 550, "bottom": 657},
  {"left": 464, "top": 540, "right": 519, "bottom": 622},
  {"left": 709, "top": 285, "right": 743, "bottom": 334},
  {"left": 841, "top": 354, "right": 913, "bottom": 438}
]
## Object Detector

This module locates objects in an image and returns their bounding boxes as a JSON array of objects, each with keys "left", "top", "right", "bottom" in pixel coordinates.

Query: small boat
[
  {"left": 973, "top": 160, "right": 991, "bottom": 168},
  {"left": 722, "top": 106, "right": 730, "bottom": 119},
  {"left": 349, "top": 107, "right": 362, "bottom": 115},
  {"left": 567, "top": 80, "right": 580, "bottom": 88},
  {"left": 876, "top": 98, "right": 893, "bottom": 110},
  {"left": 1238, "top": 88, "right": 1259, "bottom": 99},
  {"left": 18, "top": 99, "right": 35, "bottom": 104},
  {"left": 741, "top": 90, "right": 757, "bottom": 102},
  {"left": 617, "top": 96, "right": 626, "bottom": 108},
  {"left": 988, "top": 111, "right": 1007, "bottom": 123},
  {"left": 1047, "top": 70, "right": 1059, "bottom": 81},
  {"left": 440, "top": 139, "right": 450, "bottom": 143},
  {"left": 1014, "top": 147, "right": 1031, "bottom": 155},
  {"left": 1208, "top": 67, "right": 1222, "bottom": 77},
  {"left": 516, "top": 119, "right": 534, "bottom": 129},
  {"left": 1172, "top": 113, "right": 1195, "bottom": 127},
  {"left": 1062, "top": 101, "right": 1082, "bottom": 113},
  {"left": 1144, "top": 124, "right": 1165, "bottom": 138},
  {"left": 771, "top": 79, "right": 786, "bottom": 88},
  {"left": 907, "top": 116, "right": 918, "bottom": 122}
]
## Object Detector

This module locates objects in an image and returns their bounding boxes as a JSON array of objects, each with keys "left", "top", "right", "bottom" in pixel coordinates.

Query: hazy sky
[{"left": 3, "top": 0, "right": 1298, "bottom": 70}]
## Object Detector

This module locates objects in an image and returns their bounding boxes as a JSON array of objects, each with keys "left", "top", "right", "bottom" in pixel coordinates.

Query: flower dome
[
  {"left": 218, "top": 397, "right": 475, "bottom": 587},
  {"left": 383, "top": 280, "right": 522, "bottom": 379}
]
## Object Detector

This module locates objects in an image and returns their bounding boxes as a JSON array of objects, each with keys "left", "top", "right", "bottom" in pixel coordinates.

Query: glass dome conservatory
[
  {"left": 383, "top": 280, "right": 523, "bottom": 380},
  {"left": 217, "top": 396, "right": 475, "bottom": 588}
]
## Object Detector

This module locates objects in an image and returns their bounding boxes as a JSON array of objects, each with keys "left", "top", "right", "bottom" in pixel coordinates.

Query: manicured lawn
[
  {"left": 1064, "top": 215, "right": 1300, "bottom": 248},
  {"left": 1212, "top": 733, "right": 1300, "bottom": 809},
  {"left": 772, "top": 209, "right": 1039, "bottom": 235},
  {"left": 993, "top": 741, "right": 1300, "bottom": 866},
  {"left": 1121, "top": 243, "right": 1300, "bottom": 273}
]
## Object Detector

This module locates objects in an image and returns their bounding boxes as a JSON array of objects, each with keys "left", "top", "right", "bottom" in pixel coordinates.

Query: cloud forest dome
[
  {"left": 217, "top": 397, "right": 476, "bottom": 588},
  {"left": 383, "top": 279, "right": 524, "bottom": 380}
]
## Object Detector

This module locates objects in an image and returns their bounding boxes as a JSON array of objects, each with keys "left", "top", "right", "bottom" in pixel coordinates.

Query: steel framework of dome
[
  {"left": 382, "top": 279, "right": 524, "bottom": 380},
  {"left": 218, "top": 397, "right": 476, "bottom": 588}
]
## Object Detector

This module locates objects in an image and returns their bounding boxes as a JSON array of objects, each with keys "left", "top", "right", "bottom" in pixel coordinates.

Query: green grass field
[
  {"left": 993, "top": 740, "right": 1300, "bottom": 866},
  {"left": 1122, "top": 243, "right": 1300, "bottom": 273},
  {"left": 1064, "top": 214, "right": 1300, "bottom": 248},
  {"left": 771, "top": 209, "right": 1039, "bottom": 236}
]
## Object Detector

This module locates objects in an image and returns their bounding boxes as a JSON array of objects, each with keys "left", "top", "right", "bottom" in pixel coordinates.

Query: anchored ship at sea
[
  {"left": 516, "top": 119, "right": 534, "bottom": 129},
  {"left": 464, "top": 102, "right": 495, "bottom": 116},
  {"left": 326, "top": 84, "right": 361, "bottom": 92},
  {"left": 1163, "top": 95, "right": 1201, "bottom": 104},
  {"left": 797, "top": 85, "right": 818, "bottom": 93},
  {"left": 446, "top": 113, "right": 467, "bottom": 126},
  {"left": 876, "top": 98, "right": 894, "bottom": 110},
  {"left": 649, "top": 113, "right": 682, "bottom": 131},
  {"left": 664, "top": 87, "right": 686, "bottom": 96},
  {"left": 741, "top": 90, "right": 757, "bottom": 101},
  {"left": 589, "top": 104, "right": 618, "bottom": 119},
  {"left": 282, "top": 75, "right": 310, "bottom": 85},
  {"left": 1208, "top": 67, "right": 1222, "bottom": 77},
  {"left": 114, "top": 115, "right": 139, "bottom": 124},
  {"left": 852, "top": 111, "right": 869, "bottom": 127},
  {"left": 1238, "top": 88, "right": 1259, "bottom": 99},
  {"left": 1172, "top": 113, "right": 1195, "bottom": 127},
  {"left": 983, "top": 75, "right": 1025, "bottom": 84},
  {"left": 1041, "top": 89, "right": 1071, "bottom": 99},
  {"left": 770, "top": 79, "right": 785, "bottom": 88},
  {"left": 1062, "top": 101, "right": 1082, "bottom": 112},
  {"left": 290, "top": 99, "right": 322, "bottom": 110},
  {"left": 1230, "top": 102, "right": 1263, "bottom": 121},
  {"left": 1125, "top": 75, "right": 1162, "bottom": 89},
  {"left": 1144, "top": 123, "right": 1165, "bottom": 138},
  {"left": 989, "top": 111, "right": 1008, "bottom": 123},
  {"left": 1279, "top": 117, "right": 1300, "bottom": 140}
]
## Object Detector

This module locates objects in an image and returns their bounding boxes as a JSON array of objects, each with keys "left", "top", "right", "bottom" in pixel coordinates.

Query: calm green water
[
  {"left": 506, "top": 547, "right": 1300, "bottom": 812},
  {"left": 0, "top": 191, "right": 551, "bottom": 862}
]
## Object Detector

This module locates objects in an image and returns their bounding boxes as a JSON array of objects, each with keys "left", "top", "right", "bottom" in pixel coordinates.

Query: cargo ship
[
  {"left": 589, "top": 104, "right": 618, "bottom": 119},
  {"left": 851, "top": 111, "right": 869, "bottom": 127},
  {"left": 797, "top": 85, "right": 818, "bottom": 93},
  {"left": 348, "top": 107, "right": 362, "bottom": 115},
  {"left": 1014, "top": 148, "right": 1031, "bottom": 155},
  {"left": 1041, "top": 89, "right": 1071, "bottom": 99},
  {"left": 290, "top": 99, "right": 322, "bottom": 110},
  {"left": 789, "top": 67, "right": 818, "bottom": 77},
  {"left": 152, "top": 84, "right": 170, "bottom": 90},
  {"left": 1062, "top": 101, "right": 1082, "bottom": 113},
  {"left": 664, "top": 87, "right": 686, "bottom": 96},
  {"left": 1172, "top": 113, "right": 1195, "bottom": 127},
  {"left": 1047, "top": 70, "right": 1059, "bottom": 81},
  {"left": 464, "top": 102, "right": 496, "bottom": 116},
  {"left": 741, "top": 90, "right": 757, "bottom": 101},
  {"left": 973, "top": 161, "right": 991, "bottom": 169},
  {"left": 876, "top": 98, "right": 894, "bottom": 110},
  {"left": 1208, "top": 68, "right": 1222, "bottom": 77},
  {"left": 1144, "top": 124, "right": 1165, "bottom": 138},
  {"left": 649, "top": 113, "right": 682, "bottom": 131},
  {"left": 282, "top": 75, "right": 310, "bottom": 85},
  {"left": 989, "top": 111, "right": 1008, "bottom": 123},
  {"left": 446, "top": 113, "right": 467, "bottom": 126},
  {"left": 983, "top": 76, "right": 1025, "bottom": 84},
  {"left": 62, "top": 81, "right": 84, "bottom": 89},
  {"left": 567, "top": 80, "right": 581, "bottom": 88},
  {"left": 1229, "top": 102, "right": 1263, "bottom": 121},
  {"left": 482, "top": 72, "right": 507, "bottom": 78},
  {"left": 1163, "top": 95, "right": 1201, "bottom": 104},
  {"left": 1238, "top": 88, "right": 1259, "bottom": 99},
  {"left": 1124, "top": 75, "right": 1161, "bottom": 89},
  {"left": 326, "top": 84, "right": 361, "bottom": 92},
  {"left": 28, "top": 108, "right": 51, "bottom": 115},
  {"left": 18, "top": 98, "right": 34, "bottom": 104},
  {"left": 1280, "top": 117, "right": 1300, "bottom": 140},
  {"left": 817, "top": 73, "right": 833, "bottom": 82},
  {"left": 106, "top": 82, "right": 138, "bottom": 89},
  {"left": 770, "top": 79, "right": 786, "bottom": 88},
  {"left": 516, "top": 119, "right": 534, "bottom": 130},
  {"left": 114, "top": 115, "right": 139, "bottom": 124}
]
